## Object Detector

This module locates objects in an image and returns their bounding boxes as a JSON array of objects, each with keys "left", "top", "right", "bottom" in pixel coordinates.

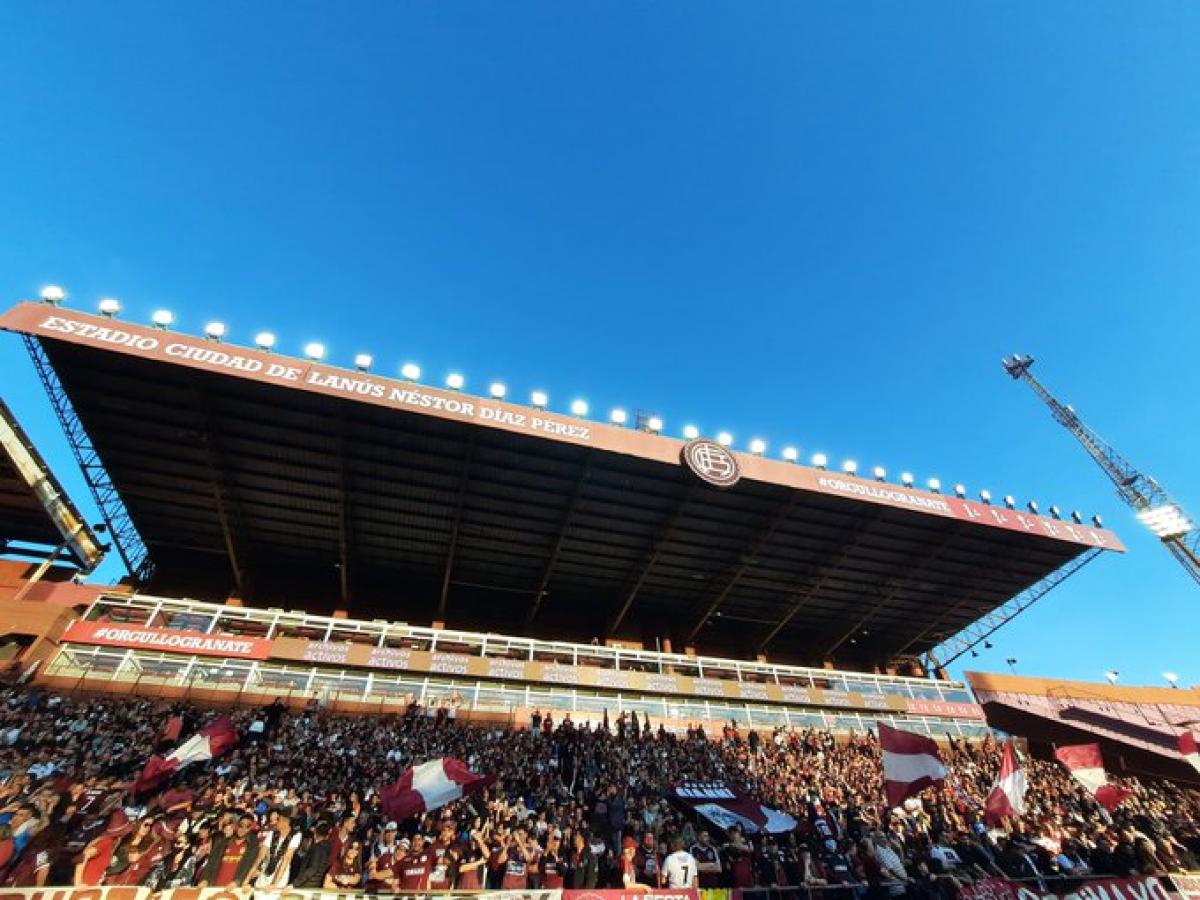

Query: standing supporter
[
  {"left": 663, "top": 836, "right": 700, "bottom": 889},
  {"left": 398, "top": 833, "right": 434, "bottom": 890},
  {"left": 620, "top": 836, "right": 652, "bottom": 893},
  {"left": 428, "top": 820, "right": 459, "bottom": 890},
  {"left": 73, "top": 811, "right": 132, "bottom": 886},
  {"left": 324, "top": 840, "right": 363, "bottom": 891},
  {"left": 366, "top": 820, "right": 402, "bottom": 891},
  {"left": 254, "top": 811, "right": 301, "bottom": 889},
  {"left": 292, "top": 821, "right": 333, "bottom": 888},
  {"left": 200, "top": 815, "right": 260, "bottom": 888},
  {"left": 637, "top": 828, "right": 662, "bottom": 886},
  {"left": 690, "top": 828, "right": 724, "bottom": 886},
  {"left": 567, "top": 828, "right": 599, "bottom": 888},
  {"left": 540, "top": 829, "right": 565, "bottom": 888},
  {"left": 454, "top": 830, "right": 490, "bottom": 889},
  {"left": 498, "top": 825, "right": 534, "bottom": 889}
]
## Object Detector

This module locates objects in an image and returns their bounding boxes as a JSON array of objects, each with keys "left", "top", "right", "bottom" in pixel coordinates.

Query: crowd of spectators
[{"left": 0, "top": 685, "right": 1197, "bottom": 895}]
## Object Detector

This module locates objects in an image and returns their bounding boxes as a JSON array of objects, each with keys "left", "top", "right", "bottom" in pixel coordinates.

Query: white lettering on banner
[
  {"left": 166, "top": 343, "right": 264, "bottom": 373},
  {"left": 91, "top": 627, "right": 257, "bottom": 655},
  {"left": 781, "top": 686, "right": 813, "bottom": 704},
  {"left": 823, "top": 690, "right": 852, "bottom": 707},
  {"left": 542, "top": 664, "right": 579, "bottom": 684},
  {"left": 39, "top": 315, "right": 160, "bottom": 351},
  {"left": 644, "top": 674, "right": 680, "bottom": 693},
  {"left": 739, "top": 682, "right": 769, "bottom": 700},
  {"left": 429, "top": 654, "right": 472, "bottom": 675},
  {"left": 817, "top": 477, "right": 953, "bottom": 514},
  {"left": 365, "top": 647, "right": 412, "bottom": 670},
  {"left": 486, "top": 658, "right": 527, "bottom": 679},
  {"left": 594, "top": 670, "right": 633, "bottom": 689},
  {"left": 302, "top": 642, "right": 352, "bottom": 665},
  {"left": 694, "top": 679, "right": 726, "bottom": 697},
  {"left": 862, "top": 693, "right": 890, "bottom": 709}
]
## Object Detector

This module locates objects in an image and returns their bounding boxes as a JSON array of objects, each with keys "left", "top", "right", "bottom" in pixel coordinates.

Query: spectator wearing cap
[
  {"left": 366, "top": 820, "right": 402, "bottom": 891},
  {"left": 620, "top": 836, "right": 652, "bottom": 893}
]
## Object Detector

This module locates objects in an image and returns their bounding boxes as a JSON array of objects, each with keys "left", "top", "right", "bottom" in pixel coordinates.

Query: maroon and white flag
[
  {"left": 674, "top": 782, "right": 798, "bottom": 834},
  {"left": 878, "top": 722, "right": 947, "bottom": 807},
  {"left": 1179, "top": 732, "right": 1200, "bottom": 775},
  {"left": 984, "top": 740, "right": 1027, "bottom": 824},
  {"left": 1054, "top": 743, "right": 1131, "bottom": 811},
  {"left": 380, "top": 758, "right": 495, "bottom": 822},
  {"left": 135, "top": 716, "right": 237, "bottom": 793}
]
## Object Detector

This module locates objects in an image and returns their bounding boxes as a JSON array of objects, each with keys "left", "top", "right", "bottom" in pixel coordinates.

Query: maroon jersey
[{"left": 399, "top": 850, "right": 434, "bottom": 890}]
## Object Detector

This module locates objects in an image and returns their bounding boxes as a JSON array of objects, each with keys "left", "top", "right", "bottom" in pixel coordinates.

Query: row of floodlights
[{"left": 36, "top": 288, "right": 1103, "bottom": 524}]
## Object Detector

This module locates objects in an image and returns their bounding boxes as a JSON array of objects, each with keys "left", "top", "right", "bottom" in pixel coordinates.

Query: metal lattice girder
[
  {"left": 24, "top": 335, "right": 154, "bottom": 583},
  {"left": 932, "top": 546, "right": 1103, "bottom": 667}
]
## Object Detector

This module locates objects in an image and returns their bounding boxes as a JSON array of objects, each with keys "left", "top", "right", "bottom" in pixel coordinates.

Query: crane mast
[{"left": 1003, "top": 354, "right": 1200, "bottom": 587}]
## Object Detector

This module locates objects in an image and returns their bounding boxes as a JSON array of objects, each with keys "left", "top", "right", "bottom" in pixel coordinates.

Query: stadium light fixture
[
  {"left": 40, "top": 284, "right": 67, "bottom": 305},
  {"left": 98, "top": 297, "right": 121, "bottom": 317},
  {"left": 570, "top": 399, "right": 588, "bottom": 417},
  {"left": 1027, "top": 500, "right": 1039, "bottom": 514},
  {"left": 610, "top": 408, "right": 628, "bottom": 426},
  {"left": 927, "top": 478, "right": 941, "bottom": 493},
  {"left": 1049, "top": 505, "right": 1062, "bottom": 519},
  {"left": 979, "top": 489, "right": 992, "bottom": 504},
  {"left": 1137, "top": 504, "right": 1193, "bottom": 539},
  {"left": 954, "top": 484, "right": 966, "bottom": 498},
  {"left": 1004, "top": 495, "right": 1017, "bottom": 509},
  {"left": 354, "top": 353, "right": 374, "bottom": 372},
  {"left": 1070, "top": 510, "right": 1083, "bottom": 524},
  {"left": 750, "top": 439, "right": 766, "bottom": 456},
  {"left": 1104, "top": 670, "right": 1119, "bottom": 685},
  {"left": 782, "top": 446, "right": 799, "bottom": 462},
  {"left": 683, "top": 425, "right": 700, "bottom": 440},
  {"left": 446, "top": 372, "right": 465, "bottom": 390},
  {"left": 1092, "top": 514, "right": 1103, "bottom": 528},
  {"left": 531, "top": 390, "right": 548, "bottom": 410},
  {"left": 1164, "top": 671, "right": 1179, "bottom": 688},
  {"left": 489, "top": 382, "right": 507, "bottom": 400},
  {"left": 1006, "top": 657, "right": 1018, "bottom": 674},
  {"left": 303, "top": 342, "right": 326, "bottom": 361},
  {"left": 842, "top": 460, "right": 857, "bottom": 475},
  {"left": 647, "top": 416, "right": 664, "bottom": 434},
  {"left": 401, "top": 363, "right": 421, "bottom": 381},
  {"left": 255, "top": 332, "right": 276, "bottom": 351},
  {"left": 204, "top": 321, "right": 227, "bottom": 341},
  {"left": 900, "top": 472, "right": 914, "bottom": 486},
  {"left": 151, "top": 309, "right": 174, "bottom": 329},
  {"left": 872, "top": 466, "right": 886, "bottom": 481},
  {"left": 717, "top": 432, "right": 733, "bottom": 447},
  {"left": 811, "top": 452, "right": 827, "bottom": 469}
]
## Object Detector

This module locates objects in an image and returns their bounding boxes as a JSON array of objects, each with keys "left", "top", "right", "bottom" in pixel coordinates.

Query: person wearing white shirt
[{"left": 663, "top": 838, "right": 699, "bottom": 889}]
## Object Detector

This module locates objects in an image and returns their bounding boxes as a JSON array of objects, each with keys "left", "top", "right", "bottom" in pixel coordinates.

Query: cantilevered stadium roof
[{"left": 1, "top": 302, "right": 1124, "bottom": 668}]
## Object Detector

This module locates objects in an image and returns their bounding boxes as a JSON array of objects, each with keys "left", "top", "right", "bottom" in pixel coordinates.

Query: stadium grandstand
[
  {"left": 2, "top": 296, "right": 1198, "bottom": 895},
  {"left": 968, "top": 672, "right": 1200, "bottom": 785}
]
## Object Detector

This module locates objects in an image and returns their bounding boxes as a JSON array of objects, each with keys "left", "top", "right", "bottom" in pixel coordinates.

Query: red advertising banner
[
  {"left": 961, "top": 877, "right": 1174, "bottom": 900},
  {"left": 565, "top": 892, "right": 700, "bottom": 900},
  {"left": 60, "top": 621, "right": 272, "bottom": 660}
]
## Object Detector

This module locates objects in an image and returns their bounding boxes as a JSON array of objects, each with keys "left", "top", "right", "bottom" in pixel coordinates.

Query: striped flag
[
  {"left": 878, "top": 722, "right": 947, "bottom": 807},
  {"left": 1179, "top": 732, "right": 1200, "bottom": 775},
  {"left": 1054, "top": 743, "right": 1131, "bottom": 811},
  {"left": 135, "top": 716, "right": 237, "bottom": 793},
  {"left": 381, "top": 758, "right": 495, "bottom": 822},
  {"left": 984, "top": 740, "right": 1027, "bottom": 824}
]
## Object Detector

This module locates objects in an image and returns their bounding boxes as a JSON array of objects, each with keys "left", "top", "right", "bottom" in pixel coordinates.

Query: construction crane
[{"left": 1003, "top": 354, "right": 1200, "bottom": 586}]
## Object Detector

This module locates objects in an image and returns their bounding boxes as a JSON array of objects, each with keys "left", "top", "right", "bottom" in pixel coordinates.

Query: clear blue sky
[{"left": 2, "top": 3, "right": 1198, "bottom": 688}]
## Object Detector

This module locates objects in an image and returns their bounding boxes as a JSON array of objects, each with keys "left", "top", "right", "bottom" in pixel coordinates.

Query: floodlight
[
  {"left": 979, "top": 490, "right": 992, "bottom": 504},
  {"left": 1004, "top": 495, "right": 1017, "bottom": 509},
  {"left": 570, "top": 399, "right": 588, "bottom": 416},
  {"left": 1092, "top": 514, "right": 1103, "bottom": 528},
  {"left": 1137, "top": 504, "right": 1193, "bottom": 539},
  {"left": 1070, "top": 510, "right": 1083, "bottom": 524},
  {"left": 811, "top": 453, "right": 827, "bottom": 469},
  {"left": 204, "top": 321, "right": 227, "bottom": 341},
  {"left": 1164, "top": 672, "right": 1179, "bottom": 688},
  {"left": 1104, "top": 670, "right": 1119, "bottom": 685},
  {"left": 782, "top": 446, "right": 799, "bottom": 462},
  {"left": 531, "top": 390, "right": 548, "bottom": 409},
  {"left": 40, "top": 285, "right": 66, "bottom": 304},
  {"left": 872, "top": 466, "right": 886, "bottom": 481},
  {"left": 842, "top": 460, "right": 857, "bottom": 474},
  {"left": 900, "top": 472, "right": 914, "bottom": 486},
  {"left": 750, "top": 439, "right": 766, "bottom": 455},
  {"left": 1049, "top": 505, "right": 1062, "bottom": 519},
  {"left": 610, "top": 408, "right": 628, "bottom": 425},
  {"left": 255, "top": 332, "right": 276, "bottom": 350},
  {"left": 927, "top": 478, "right": 941, "bottom": 492},
  {"left": 98, "top": 297, "right": 121, "bottom": 317},
  {"left": 354, "top": 353, "right": 373, "bottom": 372},
  {"left": 954, "top": 484, "right": 966, "bottom": 498},
  {"left": 401, "top": 363, "right": 420, "bottom": 381},
  {"left": 647, "top": 416, "right": 664, "bottom": 433},
  {"left": 716, "top": 432, "right": 733, "bottom": 447},
  {"left": 1027, "top": 500, "right": 1039, "bottom": 513},
  {"left": 304, "top": 342, "right": 326, "bottom": 361},
  {"left": 489, "top": 382, "right": 507, "bottom": 399},
  {"left": 151, "top": 309, "right": 174, "bottom": 328},
  {"left": 683, "top": 425, "right": 700, "bottom": 440},
  {"left": 446, "top": 372, "right": 465, "bottom": 390}
]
